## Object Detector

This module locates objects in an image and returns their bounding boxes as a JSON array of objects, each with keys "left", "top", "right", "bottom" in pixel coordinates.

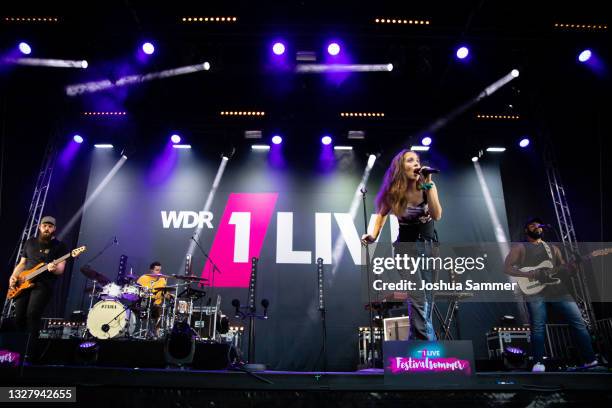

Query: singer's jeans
[
  {"left": 14, "top": 283, "right": 53, "bottom": 336},
  {"left": 526, "top": 294, "right": 596, "bottom": 364},
  {"left": 394, "top": 240, "right": 438, "bottom": 341}
]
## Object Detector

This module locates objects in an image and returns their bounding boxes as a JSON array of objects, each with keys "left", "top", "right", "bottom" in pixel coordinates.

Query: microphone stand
[
  {"left": 360, "top": 187, "right": 378, "bottom": 368},
  {"left": 79, "top": 236, "right": 118, "bottom": 310}
]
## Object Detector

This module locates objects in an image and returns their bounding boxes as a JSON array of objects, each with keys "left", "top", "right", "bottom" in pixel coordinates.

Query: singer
[{"left": 361, "top": 149, "right": 443, "bottom": 340}]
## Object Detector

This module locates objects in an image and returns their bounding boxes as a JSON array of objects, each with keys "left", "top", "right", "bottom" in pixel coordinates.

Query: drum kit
[{"left": 80, "top": 265, "right": 220, "bottom": 341}]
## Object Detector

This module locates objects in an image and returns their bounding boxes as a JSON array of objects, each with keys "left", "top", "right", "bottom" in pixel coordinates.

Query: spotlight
[
  {"left": 321, "top": 136, "right": 332, "bottom": 145},
  {"left": 164, "top": 321, "right": 195, "bottom": 367},
  {"left": 578, "top": 49, "right": 592, "bottom": 62},
  {"left": 421, "top": 136, "right": 432, "bottom": 146},
  {"left": 456, "top": 46, "right": 469, "bottom": 59},
  {"left": 18, "top": 42, "right": 32, "bottom": 55},
  {"left": 367, "top": 154, "right": 378, "bottom": 168},
  {"left": 502, "top": 346, "right": 527, "bottom": 370},
  {"left": 76, "top": 341, "right": 99, "bottom": 365},
  {"left": 172, "top": 144, "right": 191, "bottom": 149},
  {"left": 272, "top": 42, "right": 286, "bottom": 56},
  {"left": 73, "top": 135, "right": 84, "bottom": 144},
  {"left": 203, "top": 62, "right": 211, "bottom": 70},
  {"left": 327, "top": 42, "right": 341, "bottom": 56},
  {"left": 410, "top": 145, "right": 430, "bottom": 152},
  {"left": 519, "top": 138, "right": 530, "bottom": 148},
  {"left": 142, "top": 42, "right": 155, "bottom": 55},
  {"left": 486, "top": 147, "right": 506, "bottom": 152},
  {"left": 81, "top": 60, "right": 88, "bottom": 69},
  {"left": 333, "top": 146, "right": 353, "bottom": 151},
  {"left": 94, "top": 144, "right": 114, "bottom": 149},
  {"left": 171, "top": 134, "right": 181, "bottom": 144},
  {"left": 271, "top": 135, "right": 283, "bottom": 145},
  {"left": 251, "top": 144, "right": 270, "bottom": 151},
  {"left": 471, "top": 156, "right": 479, "bottom": 162},
  {"left": 511, "top": 69, "right": 520, "bottom": 77}
]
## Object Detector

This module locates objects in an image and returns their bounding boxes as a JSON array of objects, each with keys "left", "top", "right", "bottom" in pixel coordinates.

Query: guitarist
[
  {"left": 8, "top": 216, "right": 67, "bottom": 336},
  {"left": 504, "top": 217, "right": 597, "bottom": 372}
]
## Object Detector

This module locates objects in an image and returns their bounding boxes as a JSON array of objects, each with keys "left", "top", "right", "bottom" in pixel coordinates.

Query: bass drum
[{"left": 87, "top": 300, "right": 136, "bottom": 339}]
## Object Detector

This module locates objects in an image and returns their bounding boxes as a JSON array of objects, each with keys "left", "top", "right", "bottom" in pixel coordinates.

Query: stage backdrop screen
[{"left": 67, "top": 146, "right": 514, "bottom": 370}]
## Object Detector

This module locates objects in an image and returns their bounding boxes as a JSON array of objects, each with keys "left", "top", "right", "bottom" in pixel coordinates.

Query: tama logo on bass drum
[{"left": 101, "top": 304, "right": 118, "bottom": 309}]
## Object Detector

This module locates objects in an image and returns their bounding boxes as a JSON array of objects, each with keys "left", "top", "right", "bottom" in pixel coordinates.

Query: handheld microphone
[
  {"left": 416, "top": 167, "right": 441, "bottom": 176},
  {"left": 536, "top": 223, "right": 553, "bottom": 228}
]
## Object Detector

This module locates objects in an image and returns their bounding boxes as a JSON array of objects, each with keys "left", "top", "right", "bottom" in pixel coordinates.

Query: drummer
[{"left": 136, "top": 261, "right": 169, "bottom": 307}]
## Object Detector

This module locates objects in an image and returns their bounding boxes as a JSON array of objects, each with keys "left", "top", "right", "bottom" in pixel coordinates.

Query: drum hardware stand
[{"left": 190, "top": 236, "right": 222, "bottom": 325}]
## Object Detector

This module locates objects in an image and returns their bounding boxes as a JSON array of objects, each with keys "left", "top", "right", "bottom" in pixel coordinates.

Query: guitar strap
[
  {"left": 520, "top": 241, "right": 554, "bottom": 266},
  {"left": 541, "top": 241, "right": 554, "bottom": 263}
]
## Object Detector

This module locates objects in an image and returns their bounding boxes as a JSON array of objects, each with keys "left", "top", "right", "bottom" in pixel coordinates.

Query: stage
[
  {"left": 2, "top": 364, "right": 611, "bottom": 407},
  {"left": 2, "top": 2, "right": 612, "bottom": 406}
]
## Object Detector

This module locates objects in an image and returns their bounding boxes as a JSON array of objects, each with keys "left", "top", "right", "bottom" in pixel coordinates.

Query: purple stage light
[
  {"left": 142, "top": 42, "right": 155, "bottom": 55},
  {"left": 421, "top": 136, "right": 432, "bottom": 146},
  {"left": 19, "top": 42, "right": 32, "bottom": 55},
  {"left": 456, "top": 46, "right": 469, "bottom": 60},
  {"left": 271, "top": 135, "right": 283, "bottom": 145},
  {"left": 519, "top": 138, "right": 530, "bottom": 148},
  {"left": 73, "top": 134, "right": 84, "bottom": 144},
  {"left": 327, "top": 43, "right": 340, "bottom": 56},
  {"left": 505, "top": 346, "right": 524, "bottom": 355},
  {"left": 272, "top": 42, "right": 286, "bottom": 56},
  {"left": 170, "top": 134, "right": 181, "bottom": 144},
  {"left": 578, "top": 49, "right": 592, "bottom": 63},
  {"left": 321, "top": 135, "right": 332, "bottom": 145}
]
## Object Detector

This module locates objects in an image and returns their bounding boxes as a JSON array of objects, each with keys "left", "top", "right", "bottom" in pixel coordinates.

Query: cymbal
[
  {"left": 151, "top": 286, "right": 178, "bottom": 292},
  {"left": 143, "top": 273, "right": 171, "bottom": 278},
  {"left": 80, "top": 265, "right": 111, "bottom": 285},
  {"left": 171, "top": 274, "right": 209, "bottom": 282},
  {"left": 177, "top": 287, "right": 206, "bottom": 298}
]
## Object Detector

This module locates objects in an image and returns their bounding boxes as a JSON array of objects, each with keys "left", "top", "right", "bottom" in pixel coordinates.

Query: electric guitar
[
  {"left": 7, "top": 246, "right": 87, "bottom": 299},
  {"left": 516, "top": 248, "right": 612, "bottom": 295}
]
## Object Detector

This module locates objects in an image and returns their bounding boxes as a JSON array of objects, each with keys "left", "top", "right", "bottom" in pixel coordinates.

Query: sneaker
[
  {"left": 532, "top": 362, "right": 546, "bottom": 372},
  {"left": 582, "top": 360, "right": 606, "bottom": 371}
]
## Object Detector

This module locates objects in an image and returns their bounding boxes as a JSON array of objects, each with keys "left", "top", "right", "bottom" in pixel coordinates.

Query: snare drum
[
  {"left": 177, "top": 300, "right": 191, "bottom": 315},
  {"left": 100, "top": 282, "right": 122, "bottom": 300},
  {"left": 86, "top": 299, "right": 136, "bottom": 339},
  {"left": 121, "top": 284, "right": 142, "bottom": 302}
]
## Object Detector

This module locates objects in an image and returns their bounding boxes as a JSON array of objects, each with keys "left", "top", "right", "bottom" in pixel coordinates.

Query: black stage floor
[
  {"left": 4, "top": 364, "right": 611, "bottom": 391},
  {"left": 2, "top": 365, "right": 612, "bottom": 407}
]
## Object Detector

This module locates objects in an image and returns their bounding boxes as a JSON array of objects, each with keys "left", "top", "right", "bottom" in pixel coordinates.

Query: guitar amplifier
[
  {"left": 486, "top": 326, "right": 531, "bottom": 359},
  {"left": 39, "top": 319, "right": 86, "bottom": 339}
]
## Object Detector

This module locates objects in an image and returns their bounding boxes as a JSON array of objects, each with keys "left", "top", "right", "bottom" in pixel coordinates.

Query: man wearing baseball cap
[
  {"left": 504, "top": 216, "right": 598, "bottom": 372},
  {"left": 9, "top": 216, "right": 68, "bottom": 337}
]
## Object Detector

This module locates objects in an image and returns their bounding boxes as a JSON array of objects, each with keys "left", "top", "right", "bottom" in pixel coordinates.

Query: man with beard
[
  {"left": 504, "top": 217, "right": 598, "bottom": 372},
  {"left": 9, "top": 216, "right": 67, "bottom": 337}
]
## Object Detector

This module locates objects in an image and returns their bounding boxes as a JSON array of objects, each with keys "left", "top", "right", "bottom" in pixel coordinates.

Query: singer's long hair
[{"left": 375, "top": 149, "right": 420, "bottom": 217}]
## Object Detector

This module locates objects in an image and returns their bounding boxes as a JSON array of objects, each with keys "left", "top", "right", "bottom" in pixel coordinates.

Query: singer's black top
[{"left": 396, "top": 192, "right": 436, "bottom": 242}]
